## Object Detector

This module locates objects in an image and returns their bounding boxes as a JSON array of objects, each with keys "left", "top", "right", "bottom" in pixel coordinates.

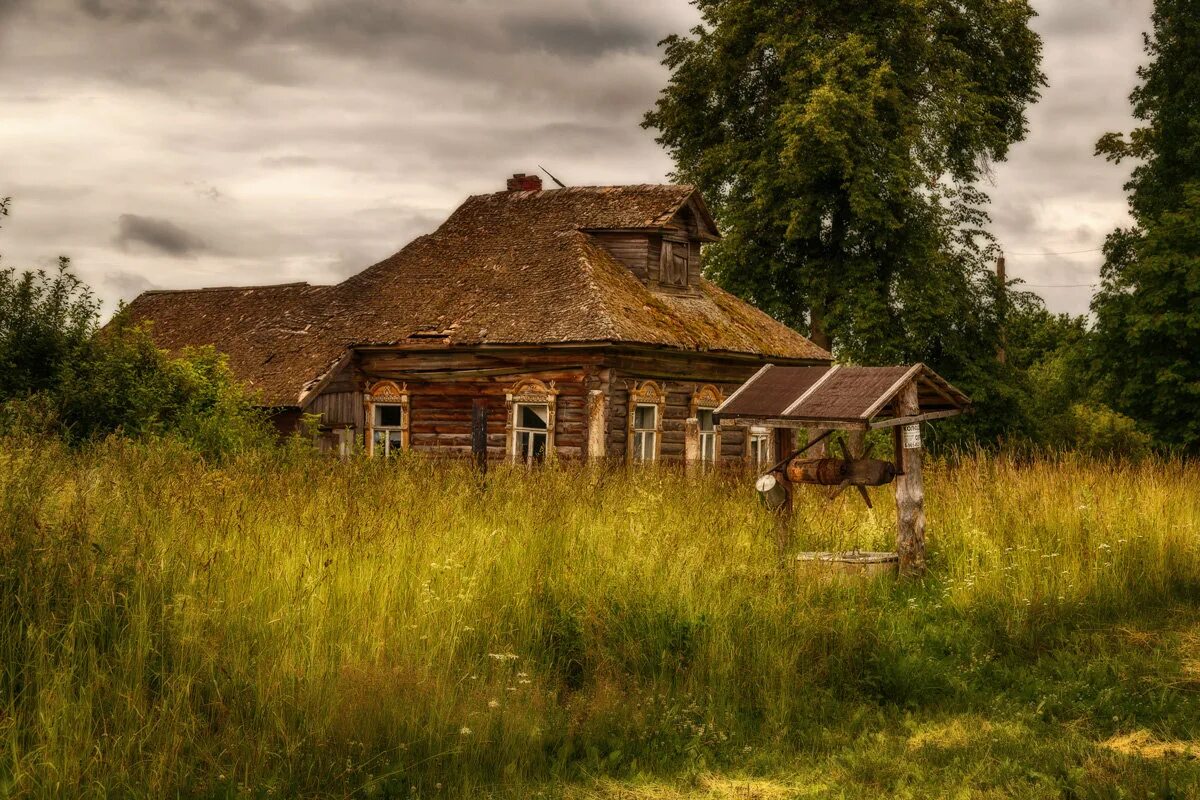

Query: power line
[
  {"left": 1019, "top": 282, "right": 1097, "bottom": 288},
  {"left": 1005, "top": 248, "right": 1103, "bottom": 256}
]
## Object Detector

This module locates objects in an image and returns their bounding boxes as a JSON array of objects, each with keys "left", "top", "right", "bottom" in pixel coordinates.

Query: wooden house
[{"left": 125, "top": 174, "right": 831, "bottom": 465}]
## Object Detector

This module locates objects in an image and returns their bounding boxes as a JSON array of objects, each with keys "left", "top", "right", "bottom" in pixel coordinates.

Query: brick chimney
[{"left": 506, "top": 173, "right": 543, "bottom": 192}]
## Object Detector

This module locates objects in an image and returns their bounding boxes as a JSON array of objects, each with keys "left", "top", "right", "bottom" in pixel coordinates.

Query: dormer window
[{"left": 662, "top": 239, "right": 689, "bottom": 288}]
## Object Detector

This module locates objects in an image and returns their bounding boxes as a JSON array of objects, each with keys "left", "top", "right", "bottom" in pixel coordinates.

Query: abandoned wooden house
[{"left": 125, "top": 173, "right": 831, "bottom": 465}]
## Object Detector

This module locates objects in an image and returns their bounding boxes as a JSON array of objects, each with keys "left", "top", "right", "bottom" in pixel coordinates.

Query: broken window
[
  {"left": 513, "top": 402, "right": 549, "bottom": 464},
  {"left": 697, "top": 408, "right": 717, "bottom": 463},
  {"left": 633, "top": 404, "right": 658, "bottom": 461},
  {"left": 372, "top": 403, "right": 405, "bottom": 456}
]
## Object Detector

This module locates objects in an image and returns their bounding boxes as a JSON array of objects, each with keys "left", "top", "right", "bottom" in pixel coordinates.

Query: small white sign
[{"left": 902, "top": 423, "right": 922, "bottom": 450}]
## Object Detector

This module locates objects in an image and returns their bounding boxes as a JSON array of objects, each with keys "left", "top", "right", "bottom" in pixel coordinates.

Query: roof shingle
[{"left": 125, "top": 185, "right": 830, "bottom": 406}]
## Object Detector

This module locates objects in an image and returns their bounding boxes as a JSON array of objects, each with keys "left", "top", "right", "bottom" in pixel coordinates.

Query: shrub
[{"left": 55, "top": 317, "right": 272, "bottom": 459}]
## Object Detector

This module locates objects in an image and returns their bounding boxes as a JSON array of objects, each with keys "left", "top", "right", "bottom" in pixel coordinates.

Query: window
[
  {"left": 697, "top": 409, "right": 717, "bottom": 462},
  {"left": 505, "top": 378, "right": 558, "bottom": 464},
  {"left": 366, "top": 380, "right": 409, "bottom": 457},
  {"left": 662, "top": 240, "right": 689, "bottom": 287},
  {"left": 627, "top": 380, "right": 665, "bottom": 463},
  {"left": 688, "top": 385, "right": 723, "bottom": 466},
  {"left": 372, "top": 403, "right": 405, "bottom": 456},
  {"left": 748, "top": 427, "right": 772, "bottom": 468},
  {"left": 632, "top": 404, "right": 658, "bottom": 461},
  {"left": 513, "top": 403, "right": 550, "bottom": 464}
]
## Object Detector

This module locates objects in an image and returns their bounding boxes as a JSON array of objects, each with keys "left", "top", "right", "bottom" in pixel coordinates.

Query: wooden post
[
  {"left": 772, "top": 427, "right": 796, "bottom": 563},
  {"left": 894, "top": 382, "right": 926, "bottom": 576},
  {"left": 586, "top": 389, "right": 607, "bottom": 461},
  {"left": 847, "top": 428, "right": 866, "bottom": 458},
  {"left": 806, "top": 427, "right": 828, "bottom": 457},
  {"left": 471, "top": 399, "right": 488, "bottom": 474},
  {"left": 996, "top": 256, "right": 1008, "bottom": 365}
]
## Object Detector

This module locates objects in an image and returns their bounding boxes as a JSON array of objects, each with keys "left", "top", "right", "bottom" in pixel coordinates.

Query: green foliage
[
  {"left": 643, "top": 0, "right": 1044, "bottom": 367},
  {"left": 54, "top": 316, "right": 272, "bottom": 458},
  {"left": 0, "top": 253, "right": 99, "bottom": 403},
  {"left": 1092, "top": 191, "right": 1200, "bottom": 452},
  {"left": 2, "top": 446, "right": 1199, "bottom": 797},
  {"left": 1093, "top": 2, "right": 1200, "bottom": 454},
  {"left": 0, "top": 203, "right": 271, "bottom": 458}
]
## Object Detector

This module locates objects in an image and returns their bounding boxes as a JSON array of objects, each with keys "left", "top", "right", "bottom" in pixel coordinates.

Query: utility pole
[{"left": 996, "top": 255, "right": 1007, "bottom": 365}]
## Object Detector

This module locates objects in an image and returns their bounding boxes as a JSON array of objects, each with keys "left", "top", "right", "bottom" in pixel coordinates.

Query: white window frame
[
  {"left": 748, "top": 426, "right": 773, "bottom": 468},
  {"left": 697, "top": 408, "right": 717, "bottom": 463},
  {"left": 364, "top": 380, "right": 409, "bottom": 457},
  {"left": 505, "top": 378, "right": 559, "bottom": 464},
  {"left": 632, "top": 403, "right": 659, "bottom": 462},
  {"left": 512, "top": 402, "right": 551, "bottom": 464},
  {"left": 371, "top": 402, "right": 406, "bottom": 457}
]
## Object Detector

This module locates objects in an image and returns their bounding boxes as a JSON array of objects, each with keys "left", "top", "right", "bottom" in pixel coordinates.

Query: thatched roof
[{"left": 125, "top": 185, "right": 830, "bottom": 407}]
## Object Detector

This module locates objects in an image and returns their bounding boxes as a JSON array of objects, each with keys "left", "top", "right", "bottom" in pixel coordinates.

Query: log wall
[{"left": 305, "top": 345, "right": 817, "bottom": 465}]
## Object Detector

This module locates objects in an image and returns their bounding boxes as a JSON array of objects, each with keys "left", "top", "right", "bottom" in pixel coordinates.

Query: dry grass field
[{"left": 2, "top": 437, "right": 1200, "bottom": 798}]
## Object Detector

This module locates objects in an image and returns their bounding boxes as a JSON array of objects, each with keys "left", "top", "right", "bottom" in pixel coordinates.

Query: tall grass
[{"left": 1, "top": 438, "right": 1199, "bottom": 797}]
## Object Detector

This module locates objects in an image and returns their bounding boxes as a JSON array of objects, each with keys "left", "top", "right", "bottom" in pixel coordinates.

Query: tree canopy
[
  {"left": 1092, "top": 0, "right": 1200, "bottom": 452},
  {"left": 643, "top": 0, "right": 1044, "bottom": 365}
]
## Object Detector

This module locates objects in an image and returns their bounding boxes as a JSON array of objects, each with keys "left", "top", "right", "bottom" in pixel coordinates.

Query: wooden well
[{"left": 795, "top": 551, "right": 899, "bottom": 579}]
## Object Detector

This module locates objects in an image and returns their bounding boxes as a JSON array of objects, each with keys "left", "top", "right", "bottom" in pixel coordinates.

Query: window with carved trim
[
  {"left": 632, "top": 404, "right": 658, "bottom": 461},
  {"left": 365, "top": 380, "right": 409, "bottom": 457},
  {"left": 513, "top": 403, "right": 550, "bottom": 464},
  {"left": 372, "top": 404, "right": 405, "bottom": 456},
  {"left": 688, "top": 384, "right": 723, "bottom": 465},
  {"left": 506, "top": 378, "right": 558, "bottom": 464},
  {"left": 697, "top": 409, "right": 717, "bottom": 462},
  {"left": 627, "top": 380, "right": 665, "bottom": 463}
]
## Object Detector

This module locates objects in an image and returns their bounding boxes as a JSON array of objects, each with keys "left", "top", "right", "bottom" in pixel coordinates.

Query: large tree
[
  {"left": 643, "top": 0, "right": 1044, "bottom": 365},
  {"left": 1092, "top": 0, "right": 1200, "bottom": 452}
]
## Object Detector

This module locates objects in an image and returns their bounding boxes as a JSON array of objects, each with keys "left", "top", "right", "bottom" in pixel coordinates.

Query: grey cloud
[
  {"left": 502, "top": 13, "right": 656, "bottom": 58},
  {"left": 114, "top": 214, "right": 208, "bottom": 257}
]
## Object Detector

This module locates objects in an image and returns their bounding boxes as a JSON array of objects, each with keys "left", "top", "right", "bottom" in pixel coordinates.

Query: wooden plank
[
  {"left": 471, "top": 399, "right": 488, "bottom": 473},
  {"left": 868, "top": 408, "right": 963, "bottom": 430}
]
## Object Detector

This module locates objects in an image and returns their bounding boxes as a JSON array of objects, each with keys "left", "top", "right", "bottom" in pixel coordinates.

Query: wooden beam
[
  {"left": 868, "top": 408, "right": 962, "bottom": 430},
  {"left": 894, "top": 381, "right": 926, "bottom": 577},
  {"left": 713, "top": 416, "right": 869, "bottom": 431}
]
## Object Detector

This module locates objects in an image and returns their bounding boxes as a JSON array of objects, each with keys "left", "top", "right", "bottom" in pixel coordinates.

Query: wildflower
[
  {"left": 488, "top": 699, "right": 500, "bottom": 709},
  {"left": 459, "top": 727, "right": 472, "bottom": 736}
]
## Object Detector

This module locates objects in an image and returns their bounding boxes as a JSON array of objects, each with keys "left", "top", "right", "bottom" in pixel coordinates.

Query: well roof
[
  {"left": 125, "top": 185, "right": 830, "bottom": 406},
  {"left": 715, "top": 364, "right": 970, "bottom": 428}
]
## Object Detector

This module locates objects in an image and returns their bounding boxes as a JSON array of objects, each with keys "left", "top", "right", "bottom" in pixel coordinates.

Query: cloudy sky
[{"left": 0, "top": 0, "right": 1152, "bottom": 318}]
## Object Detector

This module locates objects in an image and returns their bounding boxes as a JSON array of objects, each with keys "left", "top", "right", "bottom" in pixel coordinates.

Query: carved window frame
[
  {"left": 689, "top": 384, "right": 724, "bottom": 464},
  {"left": 364, "top": 380, "right": 410, "bottom": 457},
  {"left": 627, "top": 380, "right": 665, "bottom": 462},
  {"left": 505, "top": 378, "right": 558, "bottom": 464}
]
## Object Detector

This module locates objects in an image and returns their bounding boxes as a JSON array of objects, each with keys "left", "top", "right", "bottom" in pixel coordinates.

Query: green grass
[{"left": 2, "top": 438, "right": 1200, "bottom": 798}]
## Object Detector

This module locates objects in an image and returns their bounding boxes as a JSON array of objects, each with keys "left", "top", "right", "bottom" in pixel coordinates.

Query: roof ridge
[{"left": 139, "top": 281, "right": 314, "bottom": 295}]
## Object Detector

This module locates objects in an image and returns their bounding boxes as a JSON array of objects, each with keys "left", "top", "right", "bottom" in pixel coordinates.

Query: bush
[{"left": 54, "top": 317, "right": 272, "bottom": 459}]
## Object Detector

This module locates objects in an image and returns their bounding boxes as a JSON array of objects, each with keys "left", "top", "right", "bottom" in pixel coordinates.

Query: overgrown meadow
[{"left": 3, "top": 438, "right": 1200, "bottom": 798}]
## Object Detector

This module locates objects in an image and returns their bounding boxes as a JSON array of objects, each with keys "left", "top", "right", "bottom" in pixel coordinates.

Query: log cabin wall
[
  {"left": 603, "top": 348, "right": 779, "bottom": 464},
  {"left": 307, "top": 345, "right": 817, "bottom": 464},
  {"left": 346, "top": 347, "right": 605, "bottom": 460}
]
